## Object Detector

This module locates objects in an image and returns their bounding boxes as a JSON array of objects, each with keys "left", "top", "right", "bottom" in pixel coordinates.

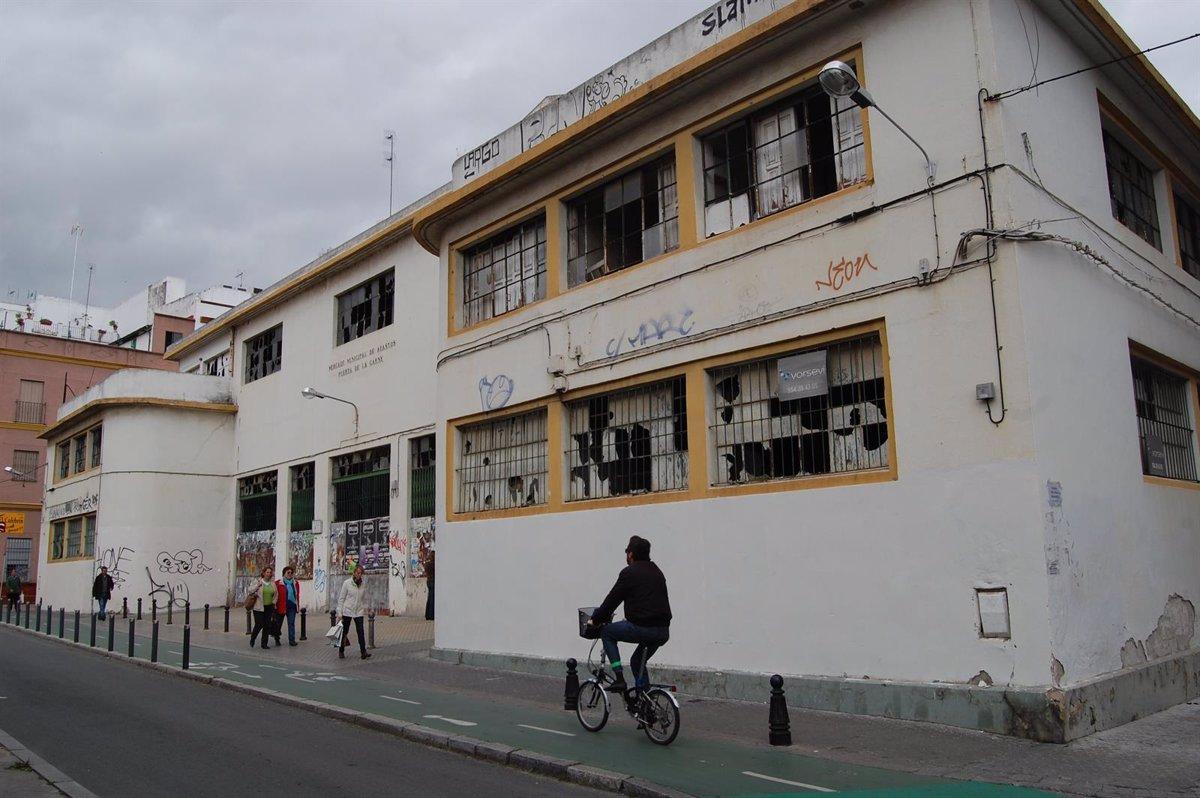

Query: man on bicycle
[{"left": 587, "top": 535, "right": 671, "bottom": 697}]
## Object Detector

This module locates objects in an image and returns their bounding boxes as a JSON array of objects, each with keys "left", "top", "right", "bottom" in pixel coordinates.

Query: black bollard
[
  {"left": 24, "top": 600, "right": 30, "bottom": 629},
  {"left": 45, "top": 604, "right": 52, "bottom": 634},
  {"left": 58, "top": 607, "right": 65, "bottom": 638},
  {"left": 128, "top": 619, "right": 135, "bottom": 657},
  {"left": 123, "top": 596, "right": 128, "bottom": 618},
  {"left": 223, "top": 604, "right": 229, "bottom": 633},
  {"left": 167, "top": 600, "right": 173, "bottom": 625},
  {"left": 564, "top": 658, "right": 580, "bottom": 710},
  {"left": 185, "top": 601, "right": 191, "bottom": 627},
  {"left": 182, "top": 625, "right": 191, "bottom": 670},
  {"left": 151, "top": 621, "right": 159, "bottom": 662},
  {"left": 151, "top": 599, "right": 157, "bottom": 622},
  {"left": 73, "top": 610, "right": 80, "bottom": 643},
  {"left": 89, "top": 613, "right": 96, "bottom": 646},
  {"left": 36, "top": 603, "right": 42, "bottom": 633},
  {"left": 768, "top": 674, "right": 793, "bottom": 746},
  {"left": 107, "top": 613, "right": 115, "bottom": 652},
  {"left": 368, "top": 611, "right": 376, "bottom": 649},
  {"left": 137, "top": 597, "right": 143, "bottom": 620},
  {"left": 204, "top": 603, "right": 210, "bottom": 630},
  {"left": 245, "top": 607, "right": 252, "bottom": 635},
  {"left": 299, "top": 608, "right": 307, "bottom": 641}
]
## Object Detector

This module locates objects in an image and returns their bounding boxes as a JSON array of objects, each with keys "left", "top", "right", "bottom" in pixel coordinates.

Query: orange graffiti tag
[{"left": 814, "top": 253, "right": 877, "bottom": 292}]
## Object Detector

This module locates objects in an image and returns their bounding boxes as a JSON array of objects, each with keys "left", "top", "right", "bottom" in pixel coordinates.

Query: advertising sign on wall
[{"left": 777, "top": 350, "right": 827, "bottom": 399}]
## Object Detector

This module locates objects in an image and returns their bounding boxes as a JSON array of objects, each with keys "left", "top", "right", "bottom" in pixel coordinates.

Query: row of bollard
[{"left": 560, "top": 659, "right": 793, "bottom": 746}]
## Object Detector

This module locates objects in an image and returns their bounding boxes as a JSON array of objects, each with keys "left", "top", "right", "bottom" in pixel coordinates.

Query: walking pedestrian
[
  {"left": 279, "top": 566, "right": 300, "bottom": 647},
  {"left": 337, "top": 565, "right": 371, "bottom": 660},
  {"left": 247, "top": 566, "right": 277, "bottom": 649},
  {"left": 422, "top": 549, "right": 435, "bottom": 621},
  {"left": 4, "top": 566, "right": 21, "bottom": 614},
  {"left": 92, "top": 566, "right": 115, "bottom": 620}
]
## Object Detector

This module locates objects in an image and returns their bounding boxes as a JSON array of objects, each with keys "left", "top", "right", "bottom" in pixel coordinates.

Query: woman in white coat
[{"left": 337, "top": 565, "right": 371, "bottom": 660}]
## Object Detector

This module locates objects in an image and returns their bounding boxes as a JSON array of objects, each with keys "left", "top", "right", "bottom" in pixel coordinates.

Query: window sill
[
  {"left": 47, "top": 555, "right": 93, "bottom": 564},
  {"left": 1143, "top": 474, "right": 1200, "bottom": 491}
]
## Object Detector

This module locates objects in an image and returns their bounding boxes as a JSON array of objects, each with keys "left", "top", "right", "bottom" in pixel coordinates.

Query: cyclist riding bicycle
[{"left": 586, "top": 535, "right": 672, "bottom": 697}]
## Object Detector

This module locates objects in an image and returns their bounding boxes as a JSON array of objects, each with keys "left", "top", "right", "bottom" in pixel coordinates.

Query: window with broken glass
[
  {"left": 410, "top": 435, "right": 436, "bottom": 518},
  {"left": 708, "top": 334, "right": 888, "bottom": 486},
  {"left": 461, "top": 217, "right": 546, "bottom": 327},
  {"left": 332, "top": 445, "right": 390, "bottom": 522},
  {"left": 1103, "top": 129, "right": 1161, "bottom": 250},
  {"left": 1130, "top": 356, "right": 1197, "bottom": 482},
  {"left": 566, "top": 377, "right": 688, "bottom": 501},
  {"left": 1175, "top": 191, "right": 1200, "bottom": 279},
  {"left": 457, "top": 410, "right": 547, "bottom": 512},
  {"left": 701, "top": 79, "right": 865, "bottom": 237},
  {"left": 244, "top": 325, "right": 282, "bottom": 384},
  {"left": 238, "top": 470, "right": 278, "bottom": 532},
  {"left": 204, "top": 352, "right": 230, "bottom": 376},
  {"left": 336, "top": 269, "right": 395, "bottom": 345},
  {"left": 566, "top": 154, "right": 678, "bottom": 286},
  {"left": 290, "top": 462, "right": 315, "bottom": 532}
]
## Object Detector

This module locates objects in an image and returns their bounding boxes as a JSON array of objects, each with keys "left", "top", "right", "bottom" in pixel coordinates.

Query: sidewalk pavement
[
  {"left": 13, "top": 610, "right": 1200, "bottom": 797},
  {"left": 0, "top": 741, "right": 64, "bottom": 798}
]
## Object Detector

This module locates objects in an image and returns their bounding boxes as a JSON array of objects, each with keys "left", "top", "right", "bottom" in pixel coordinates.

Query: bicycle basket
[{"left": 578, "top": 607, "right": 601, "bottom": 639}]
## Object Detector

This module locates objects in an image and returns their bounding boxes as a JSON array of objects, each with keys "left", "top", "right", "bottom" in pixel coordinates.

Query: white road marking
[
  {"left": 742, "top": 771, "right": 836, "bottom": 793},
  {"left": 258, "top": 665, "right": 288, "bottom": 670},
  {"left": 380, "top": 695, "right": 421, "bottom": 705},
  {"left": 423, "top": 714, "right": 477, "bottom": 727},
  {"left": 232, "top": 671, "right": 262, "bottom": 679},
  {"left": 169, "top": 651, "right": 182, "bottom": 655},
  {"left": 517, "top": 724, "right": 575, "bottom": 737}
]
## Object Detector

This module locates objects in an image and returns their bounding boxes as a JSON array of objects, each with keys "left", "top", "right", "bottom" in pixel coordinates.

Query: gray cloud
[{"left": 1, "top": 0, "right": 1195, "bottom": 308}]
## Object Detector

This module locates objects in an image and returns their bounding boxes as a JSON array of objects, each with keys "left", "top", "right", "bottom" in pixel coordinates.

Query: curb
[
  {"left": 0, "top": 621, "right": 692, "bottom": 798},
  {"left": 0, "top": 725, "right": 100, "bottom": 798}
]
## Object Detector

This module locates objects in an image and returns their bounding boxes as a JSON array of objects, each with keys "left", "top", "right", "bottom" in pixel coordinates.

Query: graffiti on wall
[
  {"left": 95, "top": 546, "right": 134, "bottom": 589},
  {"left": 605, "top": 308, "right": 695, "bottom": 358},
  {"left": 146, "top": 567, "right": 189, "bottom": 609},
  {"left": 388, "top": 529, "right": 408, "bottom": 579},
  {"left": 408, "top": 518, "right": 435, "bottom": 579},
  {"left": 813, "top": 253, "right": 878, "bottom": 293},
  {"left": 156, "top": 550, "right": 213, "bottom": 575},
  {"left": 699, "top": 0, "right": 765, "bottom": 36},
  {"left": 478, "top": 375, "right": 515, "bottom": 411},
  {"left": 288, "top": 530, "right": 315, "bottom": 580}
]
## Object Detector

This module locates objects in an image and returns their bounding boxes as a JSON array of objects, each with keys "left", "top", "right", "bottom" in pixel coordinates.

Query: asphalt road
[{"left": 0, "top": 626, "right": 606, "bottom": 797}]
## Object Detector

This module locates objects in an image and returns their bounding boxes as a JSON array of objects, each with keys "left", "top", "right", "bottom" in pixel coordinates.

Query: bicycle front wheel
[
  {"left": 641, "top": 688, "right": 680, "bottom": 745},
  {"left": 575, "top": 680, "right": 609, "bottom": 732}
]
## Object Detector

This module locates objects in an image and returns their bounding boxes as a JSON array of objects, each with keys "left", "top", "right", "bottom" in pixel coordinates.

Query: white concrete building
[{"left": 414, "top": 0, "right": 1199, "bottom": 742}]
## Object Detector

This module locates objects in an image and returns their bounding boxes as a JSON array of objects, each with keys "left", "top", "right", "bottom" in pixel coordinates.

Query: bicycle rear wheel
[
  {"left": 641, "top": 688, "right": 680, "bottom": 745},
  {"left": 576, "top": 680, "right": 609, "bottom": 732}
]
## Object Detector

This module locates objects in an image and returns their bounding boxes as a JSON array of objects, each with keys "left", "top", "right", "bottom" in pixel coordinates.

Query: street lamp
[
  {"left": 301, "top": 387, "right": 359, "bottom": 437},
  {"left": 818, "top": 60, "right": 936, "bottom": 184},
  {"left": 4, "top": 462, "right": 46, "bottom": 484}
]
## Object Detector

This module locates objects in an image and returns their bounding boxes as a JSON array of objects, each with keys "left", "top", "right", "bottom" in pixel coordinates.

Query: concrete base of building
[{"left": 430, "top": 645, "right": 1200, "bottom": 743}]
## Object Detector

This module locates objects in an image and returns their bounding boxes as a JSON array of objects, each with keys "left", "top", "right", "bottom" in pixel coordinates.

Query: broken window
[
  {"left": 1131, "top": 355, "right": 1197, "bottom": 482},
  {"left": 457, "top": 409, "right": 547, "bottom": 512},
  {"left": 567, "top": 154, "right": 679, "bottom": 286},
  {"left": 56, "top": 441, "right": 69, "bottom": 479},
  {"left": 244, "top": 325, "right": 282, "bottom": 384},
  {"left": 461, "top": 216, "right": 547, "bottom": 327},
  {"left": 1103, "top": 129, "right": 1161, "bottom": 250},
  {"left": 566, "top": 376, "right": 688, "bottom": 501},
  {"left": 204, "top": 351, "right": 230, "bottom": 376},
  {"left": 289, "top": 462, "right": 315, "bottom": 532},
  {"left": 50, "top": 521, "right": 64, "bottom": 561},
  {"left": 1175, "top": 191, "right": 1200, "bottom": 279},
  {"left": 701, "top": 78, "right": 865, "bottom": 237},
  {"left": 336, "top": 269, "right": 396, "bottom": 345},
  {"left": 238, "top": 469, "right": 279, "bottom": 532},
  {"left": 73, "top": 433, "right": 86, "bottom": 473},
  {"left": 332, "top": 445, "right": 391, "bottom": 522},
  {"left": 709, "top": 334, "right": 889, "bottom": 486},
  {"left": 90, "top": 426, "right": 102, "bottom": 469},
  {"left": 410, "top": 435, "right": 436, "bottom": 518}
]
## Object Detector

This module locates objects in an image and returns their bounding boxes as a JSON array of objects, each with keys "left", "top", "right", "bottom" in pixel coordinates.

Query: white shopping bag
[{"left": 325, "top": 623, "right": 344, "bottom": 647}]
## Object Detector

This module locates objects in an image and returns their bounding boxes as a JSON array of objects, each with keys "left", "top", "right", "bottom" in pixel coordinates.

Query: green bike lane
[{"left": 29, "top": 618, "right": 1054, "bottom": 798}]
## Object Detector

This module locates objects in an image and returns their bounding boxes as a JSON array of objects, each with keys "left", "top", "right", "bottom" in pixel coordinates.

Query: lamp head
[
  {"left": 3, "top": 466, "right": 14, "bottom": 474},
  {"left": 301, "top": 387, "right": 326, "bottom": 400},
  {"left": 819, "top": 60, "right": 873, "bottom": 108}
]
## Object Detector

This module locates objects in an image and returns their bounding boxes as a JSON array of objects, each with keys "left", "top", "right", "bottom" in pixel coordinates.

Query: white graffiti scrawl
[{"left": 156, "top": 549, "right": 213, "bottom": 575}]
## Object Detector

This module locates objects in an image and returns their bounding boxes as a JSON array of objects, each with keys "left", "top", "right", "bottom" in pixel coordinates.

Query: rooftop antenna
[
  {"left": 68, "top": 224, "right": 84, "bottom": 309},
  {"left": 234, "top": 271, "right": 245, "bottom": 290},
  {"left": 384, "top": 130, "right": 395, "bottom": 216},
  {"left": 82, "top": 263, "right": 95, "bottom": 334}
]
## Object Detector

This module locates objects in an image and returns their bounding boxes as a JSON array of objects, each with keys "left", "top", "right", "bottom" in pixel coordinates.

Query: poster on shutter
[
  {"left": 287, "top": 530, "right": 315, "bottom": 579},
  {"left": 1145, "top": 434, "right": 1168, "bottom": 477},
  {"left": 408, "top": 517, "right": 435, "bottom": 578},
  {"left": 358, "top": 518, "right": 390, "bottom": 573},
  {"left": 777, "top": 350, "right": 827, "bottom": 399},
  {"left": 344, "top": 521, "right": 360, "bottom": 572}
]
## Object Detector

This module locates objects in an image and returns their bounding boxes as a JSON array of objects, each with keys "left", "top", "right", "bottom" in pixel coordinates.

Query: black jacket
[
  {"left": 594, "top": 560, "right": 672, "bottom": 628},
  {"left": 92, "top": 574, "right": 114, "bottom": 600}
]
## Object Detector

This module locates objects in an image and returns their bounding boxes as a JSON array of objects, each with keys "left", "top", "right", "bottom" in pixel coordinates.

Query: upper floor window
[
  {"left": 204, "top": 352, "right": 230, "bottom": 377},
  {"left": 701, "top": 79, "right": 865, "bottom": 237},
  {"left": 90, "top": 426, "right": 102, "bottom": 469},
  {"left": 336, "top": 269, "right": 395, "bottom": 345},
  {"left": 457, "top": 409, "right": 547, "bottom": 512},
  {"left": 238, "top": 470, "right": 279, "bottom": 532},
  {"left": 289, "top": 462, "right": 315, "bottom": 532},
  {"left": 11, "top": 450, "right": 38, "bottom": 482},
  {"left": 15, "top": 379, "right": 44, "bottom": 424},
  {"left": 1175, "top": 191, "right": 1200, "bottom": 279},
  {"left": 56, "top": 441, "right": 69, "bottom": 479},
  {"left": 164, "top": 330, "right": 184, "bottom": 349},
  {"left": 461, "top": 216, "right": 546, "bottom": 327},
  {"left": 332, "top": 445, "right": 391, "bottom": 522},
  {"left": 1103, "top": 129, "right": 1161, "bottom": 250},
  {"left": 56, "top": 424, "right": 100, "bottom": 480},
  {"left": 566, "top": 154, "right": 678, "bottom": 286},
  {"left": 1131, "top": 355, "right": 1197, "bottom": 482},
  {"left": 244, "top": 325, "right": 282, "bottom": 384}
]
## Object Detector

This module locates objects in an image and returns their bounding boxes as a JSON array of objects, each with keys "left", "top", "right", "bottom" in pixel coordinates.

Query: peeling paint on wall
[{"left": 1122, "top": 594, "right": 1197, "bottom": 667}]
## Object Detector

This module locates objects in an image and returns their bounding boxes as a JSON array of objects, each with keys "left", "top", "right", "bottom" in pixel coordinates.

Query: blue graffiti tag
[
  {"left": 479, "top": 375, "right": 515, "bottom": 411},
  {"left": 606, "top": 308, "right": 695, "bottom": 358}
]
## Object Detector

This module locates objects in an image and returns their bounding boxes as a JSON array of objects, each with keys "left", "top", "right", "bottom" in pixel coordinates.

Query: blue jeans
[
  {"left": 97, "top": 598, "right": 108, "bottom": 619},
  {"left": 601, "top": 621, "right": 669, "bottom": 689},
  {"left": 285, "top": 601, "right": 297, "bottom": 644}
]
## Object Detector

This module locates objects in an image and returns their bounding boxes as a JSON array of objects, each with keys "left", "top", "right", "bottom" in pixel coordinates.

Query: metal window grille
[
  {"left": 457, "top": 410, "right": 547, "bottom": 512},
  {"left": 1104, "top": 130, "right": 1161, "bottom": 250},
  {"left": 709, "top": 334, "right": 889, "bottom": 486},
  {"left": 566, "top": 376, "right": 688, "bottom": 501},
  {"left": 244, "top": 325, "right": 283, "bottom": 383},
  {"left": 66, "top": 517, "right": 83, "bottom": 558},
  {"left": 84, "top": 514, "right": 96, "bottom": 557},
  {"left": 15, "top": 380, "right": 44, "bottom": 423},
  {"left": 289, "top": 462, "right": 315, "bottom": 532},
  {"left": 56, "top": 442, "right": 69, "bottom": 479},
  {"left": 90, "top": 426, "right": 102, "bottom": 469},
  {"left": 4, "top": 537, "right": 31, "bottom": 581},
  {"left": 336, "top": 269, "right": 396, "bottom": 345},
  {"left": 332, "top": 445, "right": 391, "bottom": 522},
  {"left": 461, "top": 217, "right": 547, "bottom": 327},
  {"left": 567, "top": 154, "right": 679, "bottom": 286},
  {"left": 50, "top": 522, "right": 64, "bottom": 560},
  {"left": 238, "top": 470, "right": 279, "bottom": 532},
  {"left": 1131, "top": 357, "right": 1197, "bottom": 482},
  {"left": 73, "top": 434, "right": 86, "bottom": 473},
  {"left": 1175, "top": 192, "right": 1200, "bottom": 279},
  {"left": 409, "top": 435, "right": 436, "bottom": 518},
  {"left": 11, "top": 450, "right": 38, "bottom": 482},
  {"left": 702, "top": 80, "right": 865, "bottom": 237},
  {"left": 204, "top": 352, "right": 230, "bottom": 376}
]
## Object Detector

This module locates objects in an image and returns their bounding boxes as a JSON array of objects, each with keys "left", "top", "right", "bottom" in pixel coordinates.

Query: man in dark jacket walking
[
  {"left": 92, "top": 566, "right": 115, "bottom": 620},
  {"left": 587, "top": 535, "right": 671, "bottom": 697}
]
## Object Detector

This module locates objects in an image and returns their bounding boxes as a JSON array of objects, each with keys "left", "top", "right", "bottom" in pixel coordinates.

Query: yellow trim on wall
[
  {"left": 445, "top": 319, "right": 897, "bottom": 521},
  {"left": 0, "top": 346, "right": 167, "bottom": 370},
  {"left": 41, "top": 398, "right": 237, "bottom": 441},
  {"left": 0, "top": 421, "right": 46, "bottom": 433},
  {"left": 0, "top": 501, "right": 42, "bottom": 512}
]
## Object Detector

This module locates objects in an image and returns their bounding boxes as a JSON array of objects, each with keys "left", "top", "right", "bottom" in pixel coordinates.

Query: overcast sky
[{"left": 1, "top": 0, "right": 1196, "bottom": 309}]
